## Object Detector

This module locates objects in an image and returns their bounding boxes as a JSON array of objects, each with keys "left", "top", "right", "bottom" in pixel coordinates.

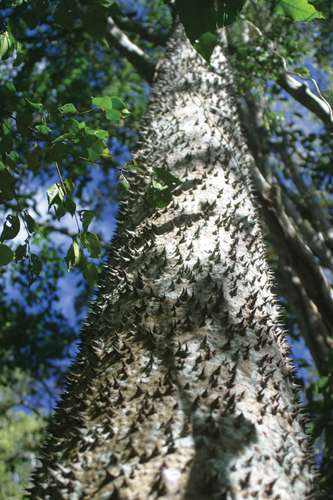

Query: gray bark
[{"left": 29, "top": 27, "right": 314, "bottom": 499}]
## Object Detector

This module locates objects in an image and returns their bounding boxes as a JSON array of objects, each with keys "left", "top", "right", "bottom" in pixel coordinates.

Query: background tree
[{"left": 0, "top": 0, "right": 332, "bottom": 497}]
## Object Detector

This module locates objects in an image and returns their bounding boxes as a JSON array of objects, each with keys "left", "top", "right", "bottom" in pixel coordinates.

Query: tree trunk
[{"left": 30, "top": 27, "right": 314, "bottom": 499}]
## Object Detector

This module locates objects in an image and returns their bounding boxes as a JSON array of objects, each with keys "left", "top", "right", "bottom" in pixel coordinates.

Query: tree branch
[
  {"left": 252, "top": 166, "right": 333, "bottom": 333},
  {"left": 278, "top": 73, "right": 333, "bottom": 130},
  {"left": 112, "top": 15, "right": 169, "bottom": 45},
  {"left": 106, "top": 17, "right": 155, "bottom": 83},
  {"left": 279, "top": 262, "right": 333, "bottom": 376}
]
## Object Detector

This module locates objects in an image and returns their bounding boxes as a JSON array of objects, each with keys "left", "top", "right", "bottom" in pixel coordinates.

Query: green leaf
[
  {"left": 80, "top": 210, "right": 95, "bottom": 232},
  {"left": 86, "top": 137, "right": 105, "bottom": 161},
  {"left": 101, "top": 147, "right": 111, "bottom": 158},
  {"left": 81, "top": 232, "right": 101, "bottom": 258},
  {"left": 82, "top": 261, "right": 99, "bottom": 287},
  {"left": 146, "top": 167, "right": 181, "bottom": 208},
  {"left": 58, "top": 103, "right": 78, "bottom": 114},
  {"left": 175, "top": 0, "right": 216, "bottom": 43},
  {"left": 0, "top": 215, "right": 20, "bottom": 241},
  {"left": 15, "top": 243, "right": 27, "bottom": 261},
  {"left": 47, "top": 142, "right": 71, "bottom": 162},
  {"left": 175, "top": 0, "right": 245, "bottom": 61},
  {"left": 16, "top": 108, "right": 33, "bottom": 134},
  {"left": 27, "top": 147, "right": 43, "bottom": 172},
  {"left": 86, "top": 128, "right": 109, "bottom": 141},
  {"left": 65, "top": 239, "right": 81, "bottom": 270},
  {"left": 316, "top": 376, "right": 329, "bottom": 391},
  {"left": 0, "top": 243, "right": 14, "bottom": 266},
  {"left": 82, "top": 5, "right": 108, "bottom": 38},
  {"left": 92, "top": 96, "right": 126, "bottom": 117},
  {"left": 293, "top": 67, "right": 311, "bottom": 78},
  {"left": 275, "top": 0, "right": 325, "bottom": 21},
  {"left": 52, "top": 132, "right": 72, "bottom": 144},
  {"left": 105, "top": 109, "right": 121, "bottom": 122},
  {"left": 25, "top": 99, "right": 43, "bottom": 111},
  {"left": 63, "top": 179, "right": 74, "bottom": 194},
  {"left": 23, "top": 212, "right": 36, "bottom": 233},
  {"left": 99, "top": 0, "right": 115, "bottom": 6},
  {"left": 119, "top": 175, "right": 129, "bottom": 191},
  {"left": 110, "top": 97, "right": 126, "bottom": 110},
  {"left": 194, "top": 32, "right": 218, "bottom": 62},
  {"left": 155, "top": 167, "right": 181, "bottom": 188},
  {"left": 31, "top": 253, "right": 42, "bottom": 274},
  {"left": 65, "top": 118, "right": 81, "bottom": 135},
  {"left": 47, "top": 180, "right": 75, "bottom": 219},
  {"left": 47, "top": 183, "right": 62, "bottom": 207},
  {"left": 6, "top": 151, "right": 19, "bottom": 164},
  {"left": 147, "top": 184, "right": 173, "bottom": 208},
  {"left": 0, "top": 32, "right": 15, "bottom": 60},
  {"left": 216, "top": 0, "right": 246, "bottom": 27},
  {"left": 0, "top": 168, "right": 16, "bottom": 202},
  {"left": 92, "top": 96, "right": 114, "bottom": 111},
  {"left": 63, "top": 197, "right": 76, "bottom": 216},
  {"left": 34, "top": 124, "right": 52, "bottom": 135},
  {"left": 54, "top": 2, "right": 79, "bottom": 30}
]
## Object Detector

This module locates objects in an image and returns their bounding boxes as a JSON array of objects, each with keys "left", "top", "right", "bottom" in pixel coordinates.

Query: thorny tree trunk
[{"left": 30, "top": 27, "right": 314, "bottom": 499}]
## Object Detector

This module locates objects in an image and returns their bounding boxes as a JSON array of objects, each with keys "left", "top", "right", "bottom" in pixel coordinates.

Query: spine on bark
[{"left": 29, "top": 26, "right": 314, "bottom": 499}]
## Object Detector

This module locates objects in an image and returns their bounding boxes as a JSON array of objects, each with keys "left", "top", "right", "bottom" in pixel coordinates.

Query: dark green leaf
[
  {"left": 82, "top": 262, "right": 99, "bottom": 287},
  {"left": 0, "top": 215, "right": 20, "bottom": 241},
  {"left": 80, "top": 210, "right": 95, "bottom": 232},
  {"left": 175, "top": 0, "right": 245, "bottom": 61},
  {"left": 81, "top": 232, "right": 101, "bottom": 258},
  {"left": 155, "top": 167, "right": 181, "bottom": 188},
  {"left": 175, "top": 0, "right": 216, "bottom": 43},
  {"left": 15, "top": 243, "right": 27, "bottom": 261},
  {"left": 216, "top": 0, "right": 246, "bottom": 27},
  {"left": 63, "top": 197, "right": 76, "bottom": 216},
  {"left": 47, "top": 142, "right": 71, "bottom": 162},
  {"left": 31, "top": 253, "right": 42, "bottom": 274},
  {"left": 82, "top": 5, "right": 108, "bottom": 38},
  {"left": 27, "top": 147, "right": 43, "bottom": 172},
  {"left": 0, "top": 243, "right": 14, "bottom": 266},
  {"left": 24, "top": 212, "right": 36, "bottom": 233},
  {"left": 0, "top": 168, "right": 16, "bottom": 201},
  {"left": 86, "top": 128, "right": 109, "bottom": 141},
  {"left": 147, "top": 184, "right": 173, "bottom": 208},
  {"left": 194, "top": 32, "right": 218, "bottom": 62},
  {"left": 86, "top": 137, "right": 105, "bottom": 161},
  {"left": 54, "top": 2, "right": 79, "bottom": 30}
]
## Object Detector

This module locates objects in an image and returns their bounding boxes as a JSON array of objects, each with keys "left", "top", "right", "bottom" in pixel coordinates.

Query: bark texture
[{"left": 30, "top": 28, "right": 314, "bottom": 499}]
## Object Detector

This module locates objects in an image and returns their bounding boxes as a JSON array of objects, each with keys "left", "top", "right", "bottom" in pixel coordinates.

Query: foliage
[
  {"left": 0, "top": 1, "right": 150, "bottom": 494},
  {"left": 174, "top": 0, "right": 324, "bottom": 61},
  {"left": 0, "top": 380, "right": 45, "bottom": 499}
]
